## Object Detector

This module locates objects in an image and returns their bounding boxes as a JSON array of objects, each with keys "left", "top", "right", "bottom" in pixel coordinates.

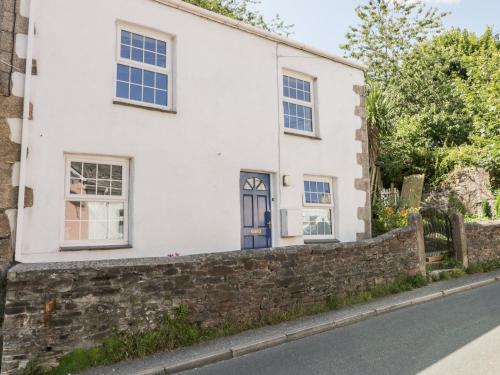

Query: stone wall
[
  {"left": 422, "top": 167, "right": 497, "bottom": 216},
  {"left": 1, "top": 222, "right": 424, "bottom": 373},
  {"left": 0, "top": 0, "right": 30, "bottom": 96},
  {"left": 0, "top": 263, "right": 8, "bottom": 366},
  {"left": 465, "top": 221, "right": 500, "bottom": 264},
  {"left": 0, "top": 0, "right": 33, "bottom": 265}
]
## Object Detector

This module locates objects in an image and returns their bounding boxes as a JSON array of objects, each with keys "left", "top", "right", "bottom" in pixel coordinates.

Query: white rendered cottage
[{"left": 3, "top": 0, "right": 370, "bottom": 263}]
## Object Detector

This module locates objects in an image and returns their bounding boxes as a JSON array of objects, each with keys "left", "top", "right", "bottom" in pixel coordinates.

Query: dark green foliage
[
  {"left": 496, "top": 194, "right": 500, "bottom": 218},
  {"left": 441, "top": 255, "right": 461, "bottom": 269},
  {"left": 379, "top": 28, "right": 500, "bottom": 188},
  {"left": 344, "top": 1, "right": 499, "bottom": 190},
  {"left": 480, "top": 199, "right": 493, "bottom": 218}
]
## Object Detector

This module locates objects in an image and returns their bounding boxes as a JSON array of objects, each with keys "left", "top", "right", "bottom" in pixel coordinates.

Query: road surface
[{"left": 181, "top": 282, "right": 500, "bottom": 375}]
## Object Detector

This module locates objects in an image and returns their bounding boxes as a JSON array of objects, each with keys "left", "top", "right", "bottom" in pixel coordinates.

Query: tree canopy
[
  {"left": 341, "top": 0, "right": 448, "bottom": 87},
  {"left": 380, "top": 28, "right": 500, "bottom": 187},
  {"left": 183, "top": 0, "right": 293, "bottom": 36},
  {"left": 342, "top": 0, "right": 499, "bottom": 190}
]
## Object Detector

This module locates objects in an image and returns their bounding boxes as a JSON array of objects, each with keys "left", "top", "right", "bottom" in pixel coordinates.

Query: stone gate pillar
[
  {"left": 451, "top": 213, "right": 468, "bottom": 268},
  {"left": 409, "top": 213, "right": 426, "bottom": 275}
]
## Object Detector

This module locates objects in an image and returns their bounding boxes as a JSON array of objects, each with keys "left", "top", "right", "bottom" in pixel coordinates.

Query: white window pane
[
  {"left": 108, "top": 221, "right": 124, "bottom": 240},
  {"left": 108, "top": 203, "right": 124, "bottom": 221},
  {"left": 90, "top": 221, "right": 108, "bottom": 241},
  {"left": 88, "top": 202, "right": 108, "bottom": 222},
  {"left": 65, "top": 158, "right": 127, "bottom": 244},
  {"left": 303, "top": 208, "right": 332, "bottom": 236}
]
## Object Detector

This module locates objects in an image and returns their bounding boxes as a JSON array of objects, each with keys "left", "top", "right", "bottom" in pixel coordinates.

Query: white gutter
[
  {"left": 152, "top": 0, "right": 367, "bottom": 71},
  {"left": 14, "top": 0, "right": 36, "bottom": 262}
]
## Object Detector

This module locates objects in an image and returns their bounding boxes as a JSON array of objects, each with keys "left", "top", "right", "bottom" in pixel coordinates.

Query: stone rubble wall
[
  {"left": 422, "top": 167, "right": 497, "bottom": 216},
  {"left": 0, "top": 263, "right": 8, "bottom": 368},
  {"left": 1, "top": 224, "right": 424, "bottom": 373},
  {"left": 465, "top": 221, "right": 500, "bottom": 264},
  {"left": 0, "top": 0, "right": 33, "bottom": 265}
]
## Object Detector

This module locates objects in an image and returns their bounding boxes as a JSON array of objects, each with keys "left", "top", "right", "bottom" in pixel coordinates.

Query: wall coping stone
[
  {"left": 9, "top": 226, "right": 416, "bottom": 274},
  {"left": 464, "top": 220, "right": 500, "bottom": 230}
]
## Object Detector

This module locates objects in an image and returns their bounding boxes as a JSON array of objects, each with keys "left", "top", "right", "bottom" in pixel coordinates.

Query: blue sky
[{"left": 257, "top": 0, "right": 499, "bottom": 56}]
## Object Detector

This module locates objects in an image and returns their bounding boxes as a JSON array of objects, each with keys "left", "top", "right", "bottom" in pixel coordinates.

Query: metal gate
[{"left": 420, "top": 208, "right": 453, "bottom": 262}]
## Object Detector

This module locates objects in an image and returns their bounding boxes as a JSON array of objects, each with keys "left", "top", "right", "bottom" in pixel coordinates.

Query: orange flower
[{"left": 384, "top": 207, "right": 394, "bottom": 214}]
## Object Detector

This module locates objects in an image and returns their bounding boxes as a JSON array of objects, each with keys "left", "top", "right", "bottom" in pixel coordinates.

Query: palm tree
[{"left": 365, "top": 84, "right": 394, "bottom": 203}]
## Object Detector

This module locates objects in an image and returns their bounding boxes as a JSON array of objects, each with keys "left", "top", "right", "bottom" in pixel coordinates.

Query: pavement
[{"left": 82, "top": 269, "right": 500, "bottom": 375}]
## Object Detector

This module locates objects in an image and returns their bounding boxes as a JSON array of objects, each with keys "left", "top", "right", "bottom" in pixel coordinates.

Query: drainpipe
[{"left": 14, "top": 0, "right": 36, "bottom": 262}]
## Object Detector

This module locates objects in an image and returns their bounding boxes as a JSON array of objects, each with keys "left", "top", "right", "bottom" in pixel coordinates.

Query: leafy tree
[
  {"left": 379, "top": 28, "right": 500, "bottom": 187},
  {"left": 183, "top": 0, "right": 293, "bottom": 36},
  {"left": 341, "top": 0, "right": 448, "bottom": 87}
]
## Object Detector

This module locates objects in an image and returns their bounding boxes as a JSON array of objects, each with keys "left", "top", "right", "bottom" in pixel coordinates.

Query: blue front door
[{"left": 240, "top": 172, "right": 272, "bottom": 250}]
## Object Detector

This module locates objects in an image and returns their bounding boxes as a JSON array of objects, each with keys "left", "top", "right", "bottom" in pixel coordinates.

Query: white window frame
[
  {"left": 61, "top": 155, "right": 130, "bottom": 249},
  {"left": 302, "top": 176, "right": 335, "bottom": 240},
  {"left": 281, "top": 70, "right": 317, "bottom": 137},
  {"left": 114, "top": 21, "right": 174, "bottom": 111}
]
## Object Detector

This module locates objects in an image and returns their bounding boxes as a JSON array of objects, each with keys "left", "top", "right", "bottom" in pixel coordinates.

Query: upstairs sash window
[
  {"left": 283, "top": 74, "right": 315, "bottom": 134},
  {"left": 115, "top": 26, "right": 171, "bottom": 110}
]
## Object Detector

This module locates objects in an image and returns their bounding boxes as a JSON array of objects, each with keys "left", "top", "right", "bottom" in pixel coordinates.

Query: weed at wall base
[{"left": 466, "top": 259, "right": 500, "bottom": 274}]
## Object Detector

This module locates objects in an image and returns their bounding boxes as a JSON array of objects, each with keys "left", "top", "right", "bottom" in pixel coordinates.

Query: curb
[
  {"left": 231, "top": 334, "right": 287, "bottom": 357},
  {"left": 122, "top": 277, "right": 500, "bottom": 375}
]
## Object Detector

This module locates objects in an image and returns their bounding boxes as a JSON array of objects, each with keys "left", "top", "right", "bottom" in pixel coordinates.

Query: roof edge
[{"left": 151, "top": 0, "right": 367, "bottom": 71}]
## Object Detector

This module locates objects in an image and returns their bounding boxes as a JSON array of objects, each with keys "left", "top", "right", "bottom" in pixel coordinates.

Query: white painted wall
[{"left": 16, "top": 0, "right": 365, "bottom": 263}]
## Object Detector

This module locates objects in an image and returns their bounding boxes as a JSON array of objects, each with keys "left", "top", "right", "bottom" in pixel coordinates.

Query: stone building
[{"left": 0, "top": 0, "right": 369, "bottom": 264}]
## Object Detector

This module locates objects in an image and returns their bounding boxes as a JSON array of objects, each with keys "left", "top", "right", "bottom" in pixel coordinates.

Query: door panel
[
  {"left": 257, "top": 195, "right": 267, "bottom": 227},
  {"left": 240, "top": 172, "right": 272, "bottom": 250},
  {"left": 243, "top": 195, "right": 254, "bottom": 227}
]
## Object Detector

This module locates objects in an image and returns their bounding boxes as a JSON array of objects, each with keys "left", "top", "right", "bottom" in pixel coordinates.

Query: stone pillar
[
  {"left": 353, "top": 84, "right": 372, "bottom": 240},
  {"left": 409, "top": 213, "right": 426, "bottom": 275},
  {"left": 451, "top": 213, "right": 468, "bottom": 268}
]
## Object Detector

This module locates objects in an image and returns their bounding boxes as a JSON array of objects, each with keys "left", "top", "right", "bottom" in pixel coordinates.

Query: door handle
[{"left": 265, "top": 211, "right": 272, "bottom": 229}]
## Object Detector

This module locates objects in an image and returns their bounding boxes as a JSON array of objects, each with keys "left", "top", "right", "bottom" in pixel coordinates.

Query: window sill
[
  {"left": 284, "top": 130, "right": 322, "bottom": 140},
  {"left": 60, "top": 244, "right": 133, "bottom": 252},
  {"left": 113, "top": 100, "right": 177, "bottom": 114},
  {"left": 304, "top": 239, "right": 340, "bottom": 244}
]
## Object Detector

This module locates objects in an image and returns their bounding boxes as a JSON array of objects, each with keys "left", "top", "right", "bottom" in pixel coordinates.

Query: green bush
[
  {"left": 495, "top": 194, "right": 500, "bottom": 218},
  {"left": 372, "top": 199, "right": 414, "bottom": 236},
  {"left": 481, "top": 199, "right": 493, "bottom": 218},
  {"left": 441, "top": 255, "right": 461, "bottom": 269}
]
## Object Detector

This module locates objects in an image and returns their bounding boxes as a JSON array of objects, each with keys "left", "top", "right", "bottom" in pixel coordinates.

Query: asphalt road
[{"left": 181, "top": 282, "right": 500, "bottom": 375}]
